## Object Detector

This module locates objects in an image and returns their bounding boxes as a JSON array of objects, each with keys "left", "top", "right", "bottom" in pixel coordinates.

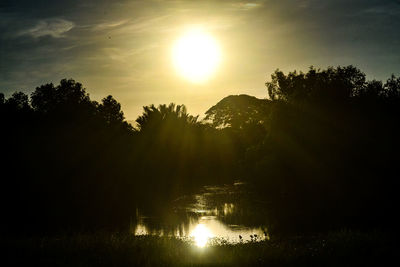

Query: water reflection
[
  {"left": 190, "top": 224, "right": 214, "bottom": 247},
  {"left": 134, "top": 214, "right": 268, "bottom": 246},
  {"left": 134, "top": 223, "right": 148, "bottom": 236},
  {"left": 133, "top": 182, "right": 270, "bottom": 246}
]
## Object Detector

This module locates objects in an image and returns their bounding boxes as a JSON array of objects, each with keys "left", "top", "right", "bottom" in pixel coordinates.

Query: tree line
[{"left": 1, "top": 65, "right": 399, "bottom": 235}]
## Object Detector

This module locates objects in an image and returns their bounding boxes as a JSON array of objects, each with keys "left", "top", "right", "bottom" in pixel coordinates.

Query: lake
[{"left": 133, "top": 181, "right": 270, "bottom": 247}]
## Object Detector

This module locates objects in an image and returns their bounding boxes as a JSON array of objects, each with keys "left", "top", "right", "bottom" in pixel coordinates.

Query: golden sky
[{"left": 1, "top": 0, "right": 400, "bottom": 120}]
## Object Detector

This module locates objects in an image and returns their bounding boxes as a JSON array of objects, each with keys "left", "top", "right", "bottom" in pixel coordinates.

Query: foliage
[
  {"left": 1, "top": 65, "right": 400, "bottom": 236},
  {"left": 136, "top": 103, "right": 198, "bottom": 132},
  {"left": 204, "top": 94, "right": 270, "bottom": 129},
  {"left": 266, "top": 66, "right": 366, "bottom": 102},
  {"left": 250, "top": 66, "right": 400, "bottom": 233},
  {"left": 0, "top": 79, "right": 134, "bottom": 233}
]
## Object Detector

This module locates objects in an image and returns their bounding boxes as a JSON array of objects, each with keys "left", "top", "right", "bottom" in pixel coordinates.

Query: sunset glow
[{"left": 172, "top": 28, "right": 221, "bottom": 83}]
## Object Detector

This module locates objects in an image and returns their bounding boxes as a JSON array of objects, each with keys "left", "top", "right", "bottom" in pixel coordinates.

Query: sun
[{"left": 172, "top": 28, "right": 221, "bottom": 83}]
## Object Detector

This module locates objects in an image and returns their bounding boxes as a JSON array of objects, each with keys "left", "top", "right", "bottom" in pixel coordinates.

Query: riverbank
[{"left": 2, "top": 230, "right": 396, "bottom": 266}]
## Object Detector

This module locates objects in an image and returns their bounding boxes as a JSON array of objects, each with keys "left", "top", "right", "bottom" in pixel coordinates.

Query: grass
[{"left": 1, "top": 230, "right": 397, "bottom": 266}]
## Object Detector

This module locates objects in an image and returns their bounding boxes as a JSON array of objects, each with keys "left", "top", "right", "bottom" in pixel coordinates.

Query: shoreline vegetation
[{"left": 2, "top": 230, "right": 396, "bottom": 266}]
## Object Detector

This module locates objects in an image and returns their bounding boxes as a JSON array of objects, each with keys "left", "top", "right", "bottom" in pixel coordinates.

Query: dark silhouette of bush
[
  {"left": 243, "top": 66, "right": 400, "bottom": 234},
  {"left": 0, "top": 80, "right": 135, "bottom": 234}
]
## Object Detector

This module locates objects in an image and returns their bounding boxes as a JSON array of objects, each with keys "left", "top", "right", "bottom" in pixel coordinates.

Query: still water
[{"left": 133, "top": 182, "right": 269, "bottom": 247}]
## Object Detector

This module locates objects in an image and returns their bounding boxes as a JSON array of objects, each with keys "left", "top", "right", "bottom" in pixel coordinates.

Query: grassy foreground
[{"left": 1, "top": 230, "right": 397, "bottom": 266}]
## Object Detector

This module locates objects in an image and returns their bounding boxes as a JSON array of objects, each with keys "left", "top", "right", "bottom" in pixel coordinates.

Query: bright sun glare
[
  {"left": 190, "top": 224, "right": 214, "bottom": 247},
  {"left": 172, "top": 28, "right": 221, "bottom": 83}
]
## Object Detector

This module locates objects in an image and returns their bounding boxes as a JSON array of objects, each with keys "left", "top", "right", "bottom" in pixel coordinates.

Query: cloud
[
  {"left": 112, "top": 15, "right": 172, "bottom": 35},
  {"left": 18, "top": 18, "right": 75, "bottom": 38},
  {"left": 230, "top": 2, "right": 262, "bottom": 11},
  {"left": 92, "top": 19, "right": 129, "bottom": 31}
]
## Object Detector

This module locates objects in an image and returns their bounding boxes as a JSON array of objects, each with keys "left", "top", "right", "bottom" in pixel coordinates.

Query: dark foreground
[{"left": 2, "top": 231, "right": 397, "bottom": 266}]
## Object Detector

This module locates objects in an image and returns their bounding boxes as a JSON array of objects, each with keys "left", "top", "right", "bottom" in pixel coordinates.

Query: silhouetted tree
[
  {"left": 383, "top": 74, "right": 400, "bottom": 98},
  {"left": 0, "top": 79, "right": 138, "bottom": 234},
  {"left": 204, "top": 95, "right": 270, "bottom": 157},
  {"left": 98, "top": 95, "right": 124, "bottom": 124},
  {"left": 32, "top": 80, "right": 92, "bottom": 111},
  {"left": 244, "top": 66, "right": 400, "bottom": 234},
  {"left": 204, "top": 94, "right": 270, "bottom": 129},
  {"left": 4, "top": 91, "right": 31, "bottom": 113},
  {"left": 136, "top": 103, "right": 198, "bottom": 132},
  {"left": 266, "top": 66, "right": 366, "bottom": 103}
]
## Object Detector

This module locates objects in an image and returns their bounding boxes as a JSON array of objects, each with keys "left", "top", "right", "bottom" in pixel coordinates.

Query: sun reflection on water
[
  {"left": 133, "top": 213, "right": 268, "bottom": 246},
  {"left": 134, "top": 224, "right": 148, "bottom": 236},
  {"left": 190, "top": 224, "right": 214, "bottom": 247},
  {"left": 133, "top": 182, "right": 269, "bottom": 246}
]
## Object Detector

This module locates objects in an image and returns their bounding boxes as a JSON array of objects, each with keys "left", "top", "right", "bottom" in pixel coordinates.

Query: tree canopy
[
  {"left": 204, "top": 94, "right": 270, "bottom": 129},
  {"left": 1, "top": 66, "right": 400, "bottom": 235}
]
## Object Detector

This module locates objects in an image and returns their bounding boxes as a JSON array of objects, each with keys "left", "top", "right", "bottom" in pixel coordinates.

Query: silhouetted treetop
[
  {"left": 0, "top": 78, "right": 133, "bottom": 133},
  {"left": 98, "top": 95, "right": 125, "bottom": 125},
  {"left": 384, "top": 74, "right": 400, "bottom": 98},
  {"left": 204, "top": 95, "right": 271, "bottom": 130},
  {"left": 136, "top": 103, "right": 198, "bottom": 132},
  {"left": 266, "top": 66, "right": 400, "bottom": 104},
  {"left": 31, "top": 79, "right": 93, "bottom": 115},
  {"left": 356, "top": 80, "right": 384, "bottom": 99},
  {"left": 266, "top": 66, "right": 367, "bottom": 102},
  {"left": 4, "top": 91, "right": 31, "bottom": 111}
]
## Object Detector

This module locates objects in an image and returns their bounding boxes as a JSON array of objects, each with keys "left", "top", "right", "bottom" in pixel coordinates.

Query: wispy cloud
[
  {"left": 113, "top": 15, "right": 172, "bottom": 34},
  {"left": 92, "top": 19, "right": 130, "bottom": 31},
  {"left": 18, "top": 18, "right": 75, "bottom": 38},
  {"left": 230, "top": 2, "right": 262, "bottom": 11}
]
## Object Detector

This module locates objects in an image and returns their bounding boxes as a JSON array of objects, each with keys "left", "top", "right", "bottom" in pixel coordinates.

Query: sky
[{"left": 1, "top": 0, "right": 400, "bottom": 120}]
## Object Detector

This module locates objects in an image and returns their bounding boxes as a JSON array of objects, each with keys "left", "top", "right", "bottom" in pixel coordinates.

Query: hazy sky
[{"left": 1, "top": 0, "right": 400, "bottom": 120}]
